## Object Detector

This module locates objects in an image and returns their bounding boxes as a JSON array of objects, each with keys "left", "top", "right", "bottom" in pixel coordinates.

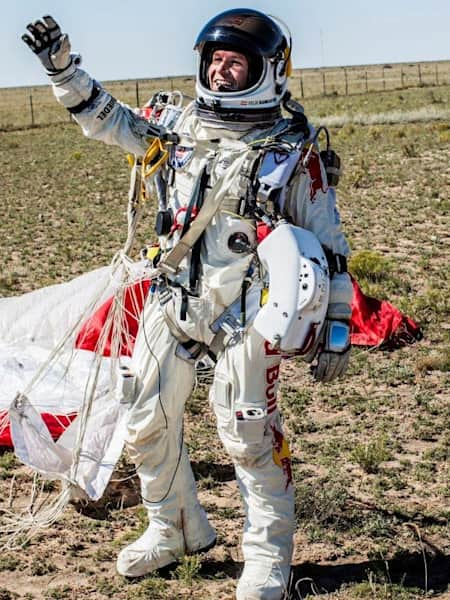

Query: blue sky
[{"left": 2, "top": 0, "right": 449, "bottom": 88}]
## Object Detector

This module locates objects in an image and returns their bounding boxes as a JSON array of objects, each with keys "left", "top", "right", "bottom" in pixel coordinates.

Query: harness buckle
[
  {"left": 157, "top": 278, "right": 173, "bottom": 306},
  {"left": 210, "top": 305, "right": 244, "bottom": 348}
]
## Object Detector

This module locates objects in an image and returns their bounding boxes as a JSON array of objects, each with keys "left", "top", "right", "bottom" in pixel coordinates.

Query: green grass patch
[{"left": 351, "top": 436, "right": 392, "bottom": 474}]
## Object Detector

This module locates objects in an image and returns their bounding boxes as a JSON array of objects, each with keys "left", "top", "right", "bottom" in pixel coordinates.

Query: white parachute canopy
[{"left": 0, "top": 261, "right": 145, "bottom": 500}]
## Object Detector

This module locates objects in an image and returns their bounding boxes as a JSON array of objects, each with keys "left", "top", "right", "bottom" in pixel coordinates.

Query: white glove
[
  {"left": 311, "top": 319, "right": 351, "bottom": 382},
  {"left": 22, "top": 15, "right": 75, "bottom": 74}
]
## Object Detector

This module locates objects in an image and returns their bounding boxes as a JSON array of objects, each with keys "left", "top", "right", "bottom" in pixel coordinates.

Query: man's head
[
  {"left": 207, "top": 48, "right": 249, "bottom": 92},
  {"left": 194, "top": 8, "right": 291, "bottom": 120}
]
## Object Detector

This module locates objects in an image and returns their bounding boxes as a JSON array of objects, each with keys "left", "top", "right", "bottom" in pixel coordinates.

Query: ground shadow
[
  {"left": 291, "top": 551, "right": 450, "bottom": 597},
  {"left": 192, "top": 459, "right": 235, "bottom": 483},
  {"left": 198, "top": 558, "right": 242, "bottom": 579},
  {"left": 71, "top": 472, "right": 141, "bottom": 518},
  {"left": 71, "top": 460, "right": 235, "bottom": 519},
  {"left": 189, "top": 551, "right": 449, "bottom": 597}
]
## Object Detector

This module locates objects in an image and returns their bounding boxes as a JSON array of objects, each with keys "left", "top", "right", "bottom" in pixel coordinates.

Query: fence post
[
  {"left": 418, "top": 63, "right": 423, "bottom": 86},
  {"left": 382, "top": 67, "right": 386, "bottom": 91},
  {"left": 435, "top": 63, "right": 439, "bottom": 85},
  {"left": 135, "top": 81, "right": 140, "bottom": 107},
  {"left": 365, "top": 70, "right": 368, "bottom": 93},
  {"left": 29, "top": 94, "right": 35, "bottom": 127},
  {"left": 322, "top": 70, "right": 326, "bottom": 96},
  {"left": 344, "top": 67, "right": 348, "bottom": 95},
  {"left": 401, "top": 67, "right": 405, "bottom": 88},
  {"left": 300, "top": 73, "right": 304, "bottom": 98}
]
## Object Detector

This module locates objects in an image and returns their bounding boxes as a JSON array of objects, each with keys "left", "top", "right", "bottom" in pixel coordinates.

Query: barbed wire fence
[{"left": 1, "top": 61, "right": 449, "bottom": 131}]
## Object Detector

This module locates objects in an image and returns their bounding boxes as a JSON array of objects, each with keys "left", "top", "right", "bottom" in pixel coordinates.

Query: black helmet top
[{"left": 194, "top": 8, "right": 287, "bottom": 58}]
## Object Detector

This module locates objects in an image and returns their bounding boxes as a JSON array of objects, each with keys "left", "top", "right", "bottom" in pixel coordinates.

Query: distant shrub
[
  {"left": 416, "top": 347, "right": 450, "bottom": 374},
  {"left": 0, "top": 452, "right": 18, "bottom": 480},
  {"left": 402, "top": 143, "right": 417, "bottom": 157},
  {"left": 295, "top": 477, "right": 350, "bottom": 528}
]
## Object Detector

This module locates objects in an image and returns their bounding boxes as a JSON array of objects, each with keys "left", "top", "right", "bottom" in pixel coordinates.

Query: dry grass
[{"left": 0, "top": 70, "right": 449, "bottom": 599}]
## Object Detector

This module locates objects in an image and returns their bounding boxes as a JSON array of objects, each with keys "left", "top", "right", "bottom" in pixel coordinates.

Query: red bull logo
[
  {"left": 301, "top": 146, "right": 328, "bottom": 202},
  {"left": 266, "top": 363, "right": 279, "bottom": 415},
  {"left": 264, "top": 341, "right": 280, "bottom": 415},
  {"left": 271, "top": 424, "right": 293, "bottom": 490}
]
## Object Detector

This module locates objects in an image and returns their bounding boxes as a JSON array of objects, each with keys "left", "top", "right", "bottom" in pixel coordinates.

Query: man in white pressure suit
[{"left": 23, "top": 9, "right": 353, "bottom": 599}]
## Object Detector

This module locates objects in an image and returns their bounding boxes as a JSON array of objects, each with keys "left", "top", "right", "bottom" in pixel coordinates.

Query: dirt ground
[{"left": 0, "top": 82, "right": 449, "bottom": 599}]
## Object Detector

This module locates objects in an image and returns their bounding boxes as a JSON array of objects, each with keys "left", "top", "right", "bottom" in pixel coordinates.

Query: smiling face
[{"left": 207, "top": 48, "right": 249, "bottom": 92}]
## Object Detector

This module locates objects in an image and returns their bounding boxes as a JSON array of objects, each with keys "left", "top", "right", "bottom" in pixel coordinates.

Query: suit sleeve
[
  {"left": 284, "top": 150, "right": 350, "bottom": 256},
  {"left": 49, "top": 67, "right": 162, "bottom": 156}
]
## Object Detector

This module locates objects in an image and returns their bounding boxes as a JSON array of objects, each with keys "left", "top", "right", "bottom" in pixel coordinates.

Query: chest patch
[
  {"left": 300, "top": 147, "right": 328, "bottom": 202},
  {"left": 170, "top": 145, "right": 194, "bottom": 170}
]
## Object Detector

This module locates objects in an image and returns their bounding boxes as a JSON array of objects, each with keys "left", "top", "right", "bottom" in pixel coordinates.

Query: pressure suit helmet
[{"left": 194, "top": 8, "right": 292, "bottom": 121}]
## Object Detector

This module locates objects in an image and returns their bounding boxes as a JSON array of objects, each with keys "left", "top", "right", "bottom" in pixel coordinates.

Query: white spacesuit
[{"left": 23, "top": 10, "right": 353, "bottom": 600}]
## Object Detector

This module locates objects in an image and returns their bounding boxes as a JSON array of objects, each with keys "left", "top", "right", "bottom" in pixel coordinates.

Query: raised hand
[{"left": 22, "top": 15, "right": 72, "bottom": 73}]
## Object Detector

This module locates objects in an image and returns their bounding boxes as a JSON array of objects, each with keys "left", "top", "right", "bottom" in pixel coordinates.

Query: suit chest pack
[
  {"left": 240, "top": 126, "right": 341, "bottom": 223},
  {"left": 139, "top": 98, "right": 342, "bottom": 268}
]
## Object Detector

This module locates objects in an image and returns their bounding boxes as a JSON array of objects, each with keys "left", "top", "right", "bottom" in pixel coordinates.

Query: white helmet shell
[
  {"left": 254, "top": 224, "right": 330, "bottom": 354},
  {"left": 194, "top": 9, "right": 290, "bottom": 115}
]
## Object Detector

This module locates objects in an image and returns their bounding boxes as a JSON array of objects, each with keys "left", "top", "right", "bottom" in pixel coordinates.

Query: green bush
[
  {"left": 349, "top": 250, "right": 393, "bottom": 282},
  {"left": 351, "top": 437, "right": 392, "bottom": 474}
]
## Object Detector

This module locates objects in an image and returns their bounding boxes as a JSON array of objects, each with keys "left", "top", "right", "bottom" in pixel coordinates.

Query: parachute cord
[{"left": 1, "top": 183, "right": 152, "bottom": 548}]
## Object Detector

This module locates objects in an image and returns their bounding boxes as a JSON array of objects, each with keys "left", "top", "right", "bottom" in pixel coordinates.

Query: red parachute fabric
[
  {"left": 75, "top": 277, "right": 422, "bottom": 357},
  {"left": 0, "top": 412, "right": 77, "bottom": 447},
  {"left": 75, "top": 279, "right": 152, "bottom": 357},
  {"left": 350, "top": 276, "right": 422, "bottom": 348}
]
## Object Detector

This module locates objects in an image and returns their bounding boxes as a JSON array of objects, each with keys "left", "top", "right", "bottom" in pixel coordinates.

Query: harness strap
[
  {"left": 158, "top": 149, "right": 251, "bottom": 276},
  {"left": 180, "top": 287, "right": 188, "bottom": 321},
  {"left": 157, "top": 279, "right": 245, "bottom": 361},
  {"left": 181, "top": 165, "right": 208, "bottom": 238},
  {"left": 323, "top": 246, "right": 348, "bottom": 276}
]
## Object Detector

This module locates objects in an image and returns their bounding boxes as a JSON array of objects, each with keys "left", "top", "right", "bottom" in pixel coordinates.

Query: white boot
[
  {"left": 116, "top": 503, "right": 216, "bottom": 577},
  {"left": 236, "top": 561, "right": 291, "bottom": 600},
  {"left": 117, "top": 449, "right": 216, "bottom": 577}
]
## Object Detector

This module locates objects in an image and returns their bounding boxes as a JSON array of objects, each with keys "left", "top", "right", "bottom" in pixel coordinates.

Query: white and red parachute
[
  {"left": 0, "top": 255, "right": 423, "bottom": 549},
  {"left": 0, "top": 266, "right": 422, "bottom": 448},
  {"left": 0, "top": 258, "right": 157, "bottom": 503}
]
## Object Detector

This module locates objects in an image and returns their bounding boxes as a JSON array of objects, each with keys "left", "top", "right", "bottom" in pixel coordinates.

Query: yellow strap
[
  {"left": 260, "top": 288, "right": 269, "bottom": 306},
  {"left": 284, "top": 47, "right": 292, "bottom": 78},
  {"left": 142, "top": 138, "right": 169, "bottom": 179},
  {"left": 145, "top": 244, "right": 161, "bottom": 261}
]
